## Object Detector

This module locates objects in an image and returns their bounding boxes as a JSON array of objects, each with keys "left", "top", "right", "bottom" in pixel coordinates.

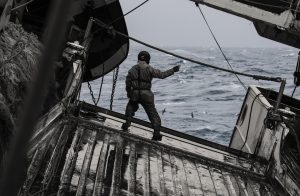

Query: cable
[
  {"left": 292, "top": 85, "right": 297, "bottom": 97},
  {"left": 196, "top": 3, "right": 247, "bottom": 90},
  {"left": 113, "top": 0, "right": 149, "bottom": 24},
  {"left": 97, "top": 21, "right": 282, "bottom": 83},
  {"left": 240, "top": 93, "right": 262, "bottom": 151},
  {"left": 11, "top": 0, "right": 35, "bottom": 11},
  {"left": 80, "top": 0, "right": 149, "bottom": 44}
]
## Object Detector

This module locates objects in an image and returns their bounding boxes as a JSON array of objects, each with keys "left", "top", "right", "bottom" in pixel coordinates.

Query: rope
[
  {"left": 196, "top": 3, "right": 247, "bottom": 90},
  {"left": 110, "top": 66, "right": 119, "bottom": 110},
  {"left": 95, "top": 21, "right": 282, "bottom": 83}
]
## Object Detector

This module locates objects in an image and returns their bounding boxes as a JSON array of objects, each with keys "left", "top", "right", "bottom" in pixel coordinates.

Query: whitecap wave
[
  {"left": 282, "top": 53, "right": 295, "bottom": 57},
  {"left": 162, "top": 101, "right": 186, "bottom": 105},
  {"left": 170, "top": 49, "right": 201, "bottom": 58}
]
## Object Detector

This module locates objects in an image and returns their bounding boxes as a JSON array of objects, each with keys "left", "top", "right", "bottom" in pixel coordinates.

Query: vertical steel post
[
  {"left": 0, "top": 0, "right": 71, "bottom": 195},
  {"left": 82, "top": 17, "right": 94, "bottom": 49},
  {"left": 274, "top": 78, "right": 286, "bottom": 113}
]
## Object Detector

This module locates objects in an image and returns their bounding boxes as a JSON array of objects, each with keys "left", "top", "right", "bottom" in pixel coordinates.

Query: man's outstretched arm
[{"left": 151, "top": 65, "right": 180, "bottom": 79}]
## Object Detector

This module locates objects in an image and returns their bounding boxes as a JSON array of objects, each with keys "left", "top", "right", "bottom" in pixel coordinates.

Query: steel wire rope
[
  {"left": 80, "top": 0, "right": 149, "bottom": 44},
  {"left": 292, "top": 85, "right": 297, "bottom": 97},
  {"left": 195, "top": 3, "right": 247, "bottom": 90},
  {"left": 11, "top": 0, "right": 35, "bottom": 11},
  {"left": 94, "top": 20, "right": 283, "bottom": 83}
]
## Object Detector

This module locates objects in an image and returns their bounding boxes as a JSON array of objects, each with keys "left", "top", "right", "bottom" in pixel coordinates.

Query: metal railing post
[{"left": 274, "top": 78, "right": 286, "bottom": 114}]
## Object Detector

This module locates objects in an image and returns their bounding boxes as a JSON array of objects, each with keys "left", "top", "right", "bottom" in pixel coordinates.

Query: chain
[
  {"left": 87, "top": 81, "right": 97, "bottom": 105},
  {"left": 87, "top": 74, "right": 104, "bottom": 106},
  {"left": 110, "top": 66, "right": 119, "bottom": 110}
]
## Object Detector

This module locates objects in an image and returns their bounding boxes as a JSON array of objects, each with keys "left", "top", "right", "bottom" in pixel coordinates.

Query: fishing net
[{"left": 0, "top": 22, "right": 42, "bottom": 161}]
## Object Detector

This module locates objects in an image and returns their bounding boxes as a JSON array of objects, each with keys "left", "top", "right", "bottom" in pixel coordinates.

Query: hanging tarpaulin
[
  {"left": 20, "top": 0, "right": 129, "bottom": 82},
  {"left": 71, "top": 0, "right": 129, "bottom": 82}
]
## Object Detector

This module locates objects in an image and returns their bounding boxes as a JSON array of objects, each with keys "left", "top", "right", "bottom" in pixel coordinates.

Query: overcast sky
[{"left": 119, "top": 0, "right": 291, "bottom": 48}]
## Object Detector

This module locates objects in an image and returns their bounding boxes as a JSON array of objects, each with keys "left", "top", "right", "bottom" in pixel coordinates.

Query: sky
[{"left": 119, "top": 0, "right": 290, "bottom": 48}]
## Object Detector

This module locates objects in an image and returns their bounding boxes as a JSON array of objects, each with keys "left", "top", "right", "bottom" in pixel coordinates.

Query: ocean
[{"left": 80, "top": 45, "right": 300, "bottom": 145}]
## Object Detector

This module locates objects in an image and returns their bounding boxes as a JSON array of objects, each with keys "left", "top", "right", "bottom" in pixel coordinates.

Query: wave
[
  {"left": 169, "top": 49, "right": 201, "bottom": 58},
  {"left": 162, "top": 101, "right": 186, "bottom": 105},
  {"left": 282, "top": 53, "right": 295, "bottom": 57}
]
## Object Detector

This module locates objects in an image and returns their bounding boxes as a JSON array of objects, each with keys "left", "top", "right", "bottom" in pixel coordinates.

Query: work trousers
[{"left": 123, "top": 99, "right": 161, "bottom": 133}]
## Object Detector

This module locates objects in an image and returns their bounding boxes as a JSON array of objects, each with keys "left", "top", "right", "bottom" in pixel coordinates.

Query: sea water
[{"left": 81, "top": 46, "right": 300, "bottom": 145}]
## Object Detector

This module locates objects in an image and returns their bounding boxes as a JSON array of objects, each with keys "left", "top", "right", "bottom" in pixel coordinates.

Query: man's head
[{"left": 138, "top": 51, "right": 150, "bottom": 64}]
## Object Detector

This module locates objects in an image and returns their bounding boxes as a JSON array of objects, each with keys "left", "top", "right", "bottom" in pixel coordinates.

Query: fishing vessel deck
[{"left": 22, "top": 101, "right": 287, "bottom": 196}]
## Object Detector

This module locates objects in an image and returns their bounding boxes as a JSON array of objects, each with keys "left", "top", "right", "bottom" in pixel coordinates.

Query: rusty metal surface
[{"left": 20, "top": 109, "right": 289, "bottom": 196}]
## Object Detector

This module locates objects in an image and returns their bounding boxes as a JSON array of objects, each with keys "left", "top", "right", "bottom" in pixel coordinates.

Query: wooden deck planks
[
  {"left": 93, "top": 133, "right": 111, "bottom": 196},
  {"left": 222, "top": 172, "right": 238, "bottom": 196},
  {"left": 85, "top": 133, "right": 105, "bottom": 195},
  {"left": 119, "top": 141, "right": 131, "bottom": 196},
  {"left": 57, "top": 126, "right": 83, "bottom": 196},
  {"left": 149, "top": 147, "right": 163, "bottom": 196},
  {"left": 209, "top": 168, "right": 230, "bottom": 196},
  {"left": 234, "top": 175, "right": 251, "bottom": 196},
  {"left": 41, "top": 124, "right": 71, "bottom": 194},
  {"left": 128, "top": 142, "right": 137, "bottom": 195},
  {"left": 136, "top": 143, "right": 146, "bottom": 195},
  {"left": 75, "top": 129, "right": 97, "bottom": 196},
  {"left": 109, "top": 134, "right": 125, "bottom": 196},
  {"left": 170, "top": 152, "right": 190, "bottom": 196},
  {"left": 24, "top": 112, "right": 282, "bottom": 196},
  {"left": 195, "top": 163, "right": 217, "bottom": 196},
  {"left": 156, "top": 148, "right": 166, "bottom": 196},
  {"left": 162, "top": 150, "right": 176, "bottom": 196},
  {"left": 21, "top": 145, "right": 48, "bottom": 195},
  {"left": 143, "top": 145, "right": 150, "bottom": 196},
  {"left": 182, "top": 158, "right": 204, "bottom": 196}
]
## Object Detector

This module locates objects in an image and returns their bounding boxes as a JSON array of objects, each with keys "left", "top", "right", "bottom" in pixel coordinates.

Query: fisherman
[{"left": 121, "top": 51, "right": 180, "bottom": 141}]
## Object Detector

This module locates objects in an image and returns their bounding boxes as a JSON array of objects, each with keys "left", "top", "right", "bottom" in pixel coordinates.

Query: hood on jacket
[{"left": 137, "top": 61, "right": 149, "bottom": 69}]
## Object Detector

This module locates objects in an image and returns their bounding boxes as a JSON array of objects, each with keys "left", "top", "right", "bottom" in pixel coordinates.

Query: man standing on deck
[{"left": 121, "top": 51, "right": 180, "bottom": 141}]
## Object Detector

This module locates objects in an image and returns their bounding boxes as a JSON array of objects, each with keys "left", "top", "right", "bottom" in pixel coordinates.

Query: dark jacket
[{"left": 126, "top": 61, "right": 174, "bottom": 102}]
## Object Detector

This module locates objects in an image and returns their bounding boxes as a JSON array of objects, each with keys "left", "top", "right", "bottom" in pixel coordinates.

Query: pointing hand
[{"left": 173, "top": 65, "right": 180, "bottom": 72}]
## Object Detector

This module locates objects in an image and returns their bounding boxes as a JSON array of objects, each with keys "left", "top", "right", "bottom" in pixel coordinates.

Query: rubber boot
[
  {"left": 152, "top": 131, "right": 162, "bottom": 141},
  {"left": 121, "top": 123, "right": 129, "bottom": 132}
]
